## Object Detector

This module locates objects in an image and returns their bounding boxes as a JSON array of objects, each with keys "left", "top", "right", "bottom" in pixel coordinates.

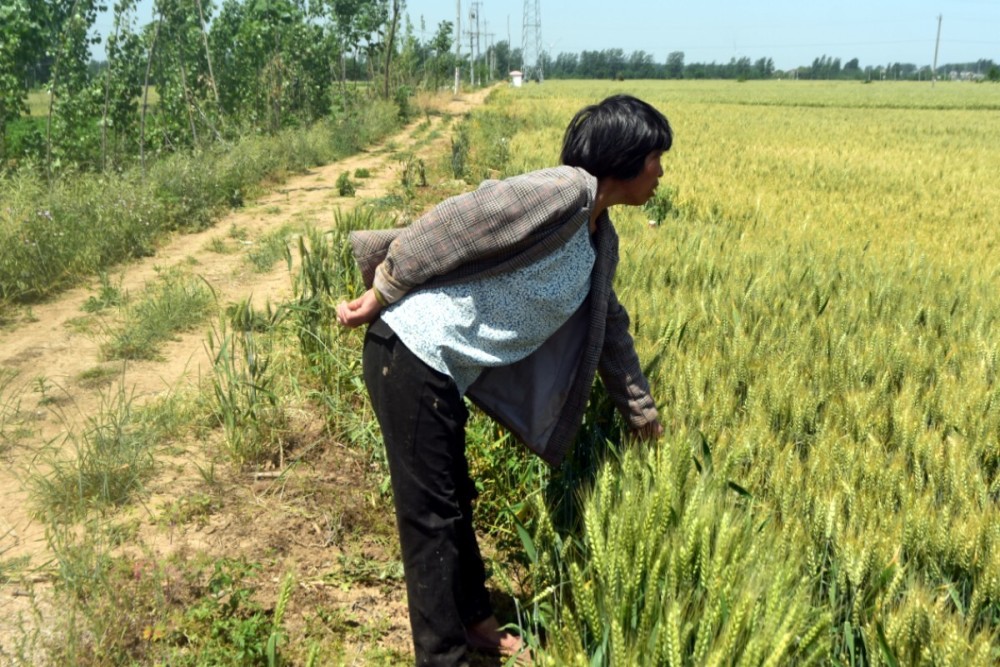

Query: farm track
[{"left": 0, "top": 88, "right": 493, "bottom": 663}]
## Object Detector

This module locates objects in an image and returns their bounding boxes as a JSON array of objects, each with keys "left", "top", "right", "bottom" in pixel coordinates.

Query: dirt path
[{"left": 0, "top": 88, "right": 494, "bottom": 663}]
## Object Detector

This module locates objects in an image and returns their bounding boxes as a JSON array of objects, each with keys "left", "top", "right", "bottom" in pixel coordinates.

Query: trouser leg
[{"left": 362, "top": 319, "right": 493, "bottom": 667}]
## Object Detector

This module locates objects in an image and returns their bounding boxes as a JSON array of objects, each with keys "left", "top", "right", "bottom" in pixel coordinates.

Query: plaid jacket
[{"left": 350, "top": 166, "right": 658, "bottom": 466}]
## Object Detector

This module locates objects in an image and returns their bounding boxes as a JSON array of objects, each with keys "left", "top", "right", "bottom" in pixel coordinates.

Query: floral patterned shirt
[{"left": 381, "top": 224, "right": 595, "bottom": 393}]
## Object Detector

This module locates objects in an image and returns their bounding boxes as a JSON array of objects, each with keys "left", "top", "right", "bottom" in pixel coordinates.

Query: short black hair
[{"left": 560, "top": 94, "right": 673, "bottom": 180}]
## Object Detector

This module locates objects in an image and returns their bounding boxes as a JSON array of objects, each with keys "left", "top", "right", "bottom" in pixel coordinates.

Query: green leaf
[
  {"left": 515, "top": 521, "right": 537, "bottom": 564},
  {"left": 727, "top": 480, "right": 752, "bottom": 498},
  {"left": 875, "top": 621, "right": 899, "bottom": 667}
]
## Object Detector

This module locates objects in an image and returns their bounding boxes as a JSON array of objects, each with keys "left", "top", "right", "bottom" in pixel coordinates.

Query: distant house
[
  {"left": 949, "top": 70, "right": 985, "bottom": 81},
  {"left": 510, "top": 70, "right": 523, "bottom": 87}
]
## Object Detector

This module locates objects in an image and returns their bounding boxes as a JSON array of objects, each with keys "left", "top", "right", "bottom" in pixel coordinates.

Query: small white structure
[{"left": 510, "top": 70, "right": 524, "bottom": 87}]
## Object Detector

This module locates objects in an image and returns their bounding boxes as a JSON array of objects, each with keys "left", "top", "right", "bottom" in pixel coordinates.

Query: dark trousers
[{"left": 363, "top": 318, "right": 493, "bottom": 667}]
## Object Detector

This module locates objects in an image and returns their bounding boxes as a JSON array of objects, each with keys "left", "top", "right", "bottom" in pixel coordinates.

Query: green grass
[
  {"left": 101, "top": 269, "right": 216, "bottom": 362},
  {"left": 26, "top": 90, "right": 50, "bottom": 117},
  {"left": 205, "top": 236, "right": 233, "bottom": 254},
  {"left": 26, "top": 87, "right": 161, "bottom": 117},
  {"left": 0, "top": 368, "right": 26, "bottom": 454},
  {"left": 0, "top": 99, "right": 402, "bottom": 308},
  {"left": 245, "top": 225, "right": 294, "bottom": 273},
  {"left": 206, "top": 300, "right": 289, "bottom": 468},
  {"left": 0, "top": 553, "right": 31, "bottom": 586},
  {"left": 75, "top": 365, "right": 123, "bottom": 390},
  {"left": 29, "top": 383, "right": 156, "bottom": 523},
  {"left": 156, "top": 492, "right": 219, "bottom": 528},
  {"left": 82, "top": 272, "right": 125, "bottom": 313},
  {"left": 40, "top": 541, "right": 296, "bottom": 667},
  {"left": 336, "top": 171, "right": 356, "bottom": 196}
]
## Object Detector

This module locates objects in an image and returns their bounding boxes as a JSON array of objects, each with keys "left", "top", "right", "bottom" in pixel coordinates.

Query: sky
[{"left": 97, "top": 1, "right": 1000, "bottom": 71}]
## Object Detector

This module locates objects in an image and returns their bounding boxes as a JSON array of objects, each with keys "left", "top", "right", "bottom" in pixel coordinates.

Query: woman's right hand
[{"left": 336, "top": 289, "right": 382, "bottom": 328}]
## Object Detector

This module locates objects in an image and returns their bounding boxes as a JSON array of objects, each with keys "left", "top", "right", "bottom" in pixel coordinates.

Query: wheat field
[{"left": 466, "top": 80, "right": 1000, "bottom": 665}]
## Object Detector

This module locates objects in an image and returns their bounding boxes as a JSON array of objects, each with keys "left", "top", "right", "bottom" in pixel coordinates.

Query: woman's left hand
[
  {"left": 336, "top": 289, "right": 382, "bottom": 328},
  {"left": 631, "top": 419, "right": 664, "bottom": 442}
]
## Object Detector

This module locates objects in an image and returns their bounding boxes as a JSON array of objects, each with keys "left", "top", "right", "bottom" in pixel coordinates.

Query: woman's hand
[
  {"left": 631, "top": 418, "right": 664, "bottom": 442},
  {"left": 336, "top": 289, "right": 382, "bottom": 328}
]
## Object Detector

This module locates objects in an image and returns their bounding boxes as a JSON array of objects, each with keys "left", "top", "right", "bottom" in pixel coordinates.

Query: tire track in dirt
[{"left": 0, "top": 89, "right": 492, "bottom": 660}]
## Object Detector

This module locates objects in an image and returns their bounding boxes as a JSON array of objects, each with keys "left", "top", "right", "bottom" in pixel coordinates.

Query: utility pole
[
  {"left": 475, "top": 2, "right": 482, "bottom": 85},
  {"left": 507, "top": 15, "right": 511, "bottom": 75},
  {"left": 468, "top": 16, "right": 475, "bottom": 86},
  {"left": 455, "top": 0, "right": 462, "bottom": 95},
  {"left": 465, "top": 2, "right": 483, "bottom": 87},
  {"left": 483, "top": 23, "right": 496, "bottom": 81},
  {"left": 454, "top": 0, "right": 461, "bottom": 94},
  {"left": 932, "top": 14, "right": 942, "bottom": 87}
]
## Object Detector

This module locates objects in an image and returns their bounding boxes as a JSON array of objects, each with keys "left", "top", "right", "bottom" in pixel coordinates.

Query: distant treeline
[{"left": 534, "top": 49, "right": 1000, "bottom": 82}]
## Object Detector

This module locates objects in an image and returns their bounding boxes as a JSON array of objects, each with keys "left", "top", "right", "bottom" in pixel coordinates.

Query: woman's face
[{"left": 622, "top": 150, "right": 665, "bottom": 206}]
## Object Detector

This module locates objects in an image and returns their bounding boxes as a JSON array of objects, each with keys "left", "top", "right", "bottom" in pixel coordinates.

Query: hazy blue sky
[{"left": 98, "top": 1, "right": 999, "bottom": 71}]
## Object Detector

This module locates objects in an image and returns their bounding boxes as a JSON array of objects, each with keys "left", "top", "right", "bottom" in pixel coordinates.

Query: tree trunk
[
  {"left": 101, "top": 6, "right": 124, "bottom": 171},
  {"left": 177, "top": 47, "right": 199, "bottom": 145},
  {"left": 383, "top": 0, "right": 401, "bottom": 99},
  {"left": 269, "top": 28, "right": 283, "bottom": 133},
  {"left": 339, "top": 45, "right": 350, "bottom": 111},
  {"left": 194, "top": 0, "right": 221, "bottom": 111},
  {"left": 140, "top": 15, "right": 162, "bottom": 175},
  {"left": 46, "top": 0, "right": 83, "bottom": 179}
]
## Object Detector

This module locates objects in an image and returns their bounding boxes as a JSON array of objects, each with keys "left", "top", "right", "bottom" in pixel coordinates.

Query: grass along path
[{"left": 0, "top": 87, "right": 494, "bottom": 665}]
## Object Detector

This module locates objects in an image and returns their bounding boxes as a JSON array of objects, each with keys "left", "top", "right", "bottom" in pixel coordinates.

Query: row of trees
[
  {"left": 0, "top": 0, "right": 469, "bottom": 174},
  {"left": 542, "top": 50, "right": 776, "bottom": 81},
  {"left": 794, "top": 55, "right": 999, "bottom": 81},
  {"left": 539, "top": 48, "right": 999, "bottom": 83},
  {"left": 3, "top": 2, "right": 997, "bottom": 174}
]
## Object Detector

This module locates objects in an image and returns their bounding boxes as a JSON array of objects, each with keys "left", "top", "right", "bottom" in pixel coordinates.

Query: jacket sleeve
[
  {"left": 372, "top": 167, "right": 592, "bottom": 304},
  {"left": 597, "top": 288, "right": 659, "bottom": 429}
]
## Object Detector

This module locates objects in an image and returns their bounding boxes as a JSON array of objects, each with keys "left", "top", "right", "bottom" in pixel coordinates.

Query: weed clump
[{"left": 336, "top": 172, "right": 356, "bottom": 197}]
